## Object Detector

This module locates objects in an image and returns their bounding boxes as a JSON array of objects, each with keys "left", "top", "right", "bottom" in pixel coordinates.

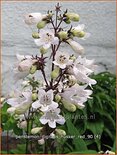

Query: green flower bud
[
  {"left": 32, "top": 32, "right": 39, "bottom": 39},
  {"left": 37, "top": 21, "right": 47, "bottom": 29},
  {"left": 61, "top": 99, "right": 76, "bottom": 112},
  {"left": 71, "top": 29, "right": 85, "bottom": 38},
  {"left": 40, "top": 47, "right": 48, "bottom": 54},
  {"left": 65, "top": 13, "right": 80, "bottom": 22},
  {"left": 15, "top": 103, "right": 31, "bottom": 115},
  {"left": 64, "top": 19, "right": 71, "bottom": 24},
  {"left": 51, "top": 67, "right": 60, "bottom": 79},
  {"left": 32, "top": 93, "right": 38, "bottom": 101},
  {"left": 55, "top": 129, "right": 66, "bottom": 137},
  {"left": 55, "top": 94, "right": 61, "bottom": 103},
  {"left": 58, "top": 31, "right": 68, "bottom": 40},
  {"left": 30, "top": 65, "right": 37, "bottom": 74},
  {"left": 31, "top": 127, "right": 43, "bottom": 135},
  {"left": 77, "top": 31, "right": 85, "bottom": 38},
  {"left": 71, "top": 29, "right": 80, "bottom": 37},
  {"left": 70, "top": 55, "right": 76, "bottom": 61},
  {"left": 47, "top": 13, "right": 53, "bottom": 18}
]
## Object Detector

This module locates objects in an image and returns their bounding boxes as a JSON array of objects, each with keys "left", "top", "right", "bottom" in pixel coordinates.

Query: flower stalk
[{"left": 5, "top": 3, "right": 97, "bottom": 154}]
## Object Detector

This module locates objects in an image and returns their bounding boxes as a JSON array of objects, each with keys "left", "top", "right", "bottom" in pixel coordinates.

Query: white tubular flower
[
  {"left": 40, "top": 108, "right": 65, "bottom": 128},
  {"left": 24, "top": 13, "right": 47, "bottom": 25},
  {"left": 61, "top": 84, "right": 92, "bottom": 109},
  {"left": 7, "top": 91, "right": 32, "bottom": 114},
  {"left": 13, "top": 54, "right": 37, "bottom": 80},
  {"left": 53, "top": 51, "right": 70, "bottom": 69},
  {"left": 67, "top": 56, "right": 97, "bottom": 87},
  {"left": 75, "top": 56, "right": 97, "bottom": 72},
  {"left": 72, "top": 24, "right": 90, "bottom": 40},
  {"left": 67, "top": 39, "right": 84, "bottom": 55},
  {"left": 34, "top": 29, "right": 59, "bottom": 50},
  {"left": 32, "top": 89, "right": 58, "bottom": 112},
  {"left": 73, "top": 67, "right": 97, "bottom": 87}
]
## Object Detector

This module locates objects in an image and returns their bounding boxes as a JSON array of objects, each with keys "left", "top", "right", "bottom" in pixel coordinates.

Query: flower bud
[
  {"left": 40, "top": 47, "right": 48, "bottom": 54},
  {"left": 67, "top": 39, "right": 84, "bottom": 55},
  {"left": 58, "top": 31, "right": 68, "bottom": 40},
  {"left": 7, "top": 107, "right": 16, "bottom": 114},
  {"left": 72, "top": 30, "right": 85, "bottom": 38},
  {"left": 24, "top": 13, "right": 47, "bottom": 25},
  {"left": 32, "top": 93, "right": 38, "bottom": 101},
  {"left": 51, "top": 67, "right": 60, "bottom": 79},
  {"left": 32, "top": 32, "right": 39, "bottom": 39},
  {"left": 77, "top": 31, "right": 85, "bottom": 38},
  {"left": 68, "top": 75, "right": 77, "bottom": 86},
  {"left": 18, "top": 121, "right": 27, "bottom": 129},
  {"left": 55, "top": 129, "right": 66, "bottom": 137},
  {"left": 18, "top": 59, "right": 36, "bottom": 72},
  {"left": 55, "top": 94, "right": 61, "bottom": 103},
  {"left": 37, "top": 21, "right": 47, "bottom": 29},
  {"left": 38, "top": 139, "right": 45, "bottom": 145},
  {"left": 31, "top": 127, "right": 43, "bottom": 134},
  {"left": 65, "top": 13, "right": 79, "bottom": 22},
  {"left": 1, "top": 97, "right": 5, "bottom": 103},
  {"left": 30, "top": 65, "right": 37, "bottom": 74},
  {"left": 69, "top": 55, "right": 76, "bottom": 61},
  {"left": 47, "top": 13, "right": 53, "bottom": 18},
  {"left": 61, "top": 99, "right": 76, "bottom": 112},
  {"left": 50, "top": 133, "right": 56, "bottom": 139},
  {"left": 64, "top": 19, "right": 71, "bottom": 24},
  {"left": 15, "top": 103, "right": 31, "bottom": 115}
]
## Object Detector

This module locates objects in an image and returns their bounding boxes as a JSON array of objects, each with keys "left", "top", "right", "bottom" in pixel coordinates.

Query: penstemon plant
[{"left": 5, "top": 3, "right": 97, "bottom": 154}]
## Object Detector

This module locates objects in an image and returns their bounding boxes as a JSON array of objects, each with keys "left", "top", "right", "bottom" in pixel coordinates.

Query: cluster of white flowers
[{"left": 6, "top": 4, "right": 97, "bottom": 145}]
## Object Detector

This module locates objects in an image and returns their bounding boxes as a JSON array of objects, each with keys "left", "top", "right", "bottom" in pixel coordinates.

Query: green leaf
[
  {"left": 9, "top": 144, "right": 26, "bottom": 154},
  {"left": 3, "top": 116, "right": 15, "bottom": 130},
  {"left": 66, "top": 113, "right": 87, "bottom": 151},
  {"left": 87, "top": 121, "right": 104, "bottom": 150},
  {"left": 1, "top": 102, "right": 10, "bottom": 114},
  {"left": 13, "top": 123, "right": 23, "bottom": 135}
]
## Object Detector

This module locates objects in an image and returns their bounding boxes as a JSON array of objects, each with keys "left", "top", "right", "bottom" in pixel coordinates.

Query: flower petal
[
  {"left": 48, "top": 120, "right": 56, "bottom": 128},
  {"left": 56, "top": 115, "right": 65, "bottom": 125},
  {"left": 43, "top": 43, "right": 51, "bottom": 50},
  {"left": 34, "top": 39, "right": 43, "bottom": 47},
  {"left": 50, "top": 101, "right": 58, "bottom": 109},
  {"left": 32, "top": 100, "right": 41, "bottom": 109},
  {"left": 40, "top": 115, "right": 48, "bottom": 124},
  {"left": 40, "top": 105, "right": 49, "bottom": 112},
  {"left": 7, "top": 98, "right": 19, "bottom": 107},
  {"left": 52, "top": 37, "right": 59, "bottom": 45},
  {"left": 47, "top": 89, "right": 54, "bottom": 101}
]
